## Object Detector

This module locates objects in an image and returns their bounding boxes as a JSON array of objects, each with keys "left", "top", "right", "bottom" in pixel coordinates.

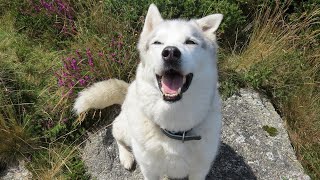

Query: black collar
[{"left": 161, "top": 128, "right": 201, "bottom": 143}]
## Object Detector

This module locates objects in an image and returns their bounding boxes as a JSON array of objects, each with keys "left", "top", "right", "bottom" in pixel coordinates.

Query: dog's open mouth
[{"left": 156, "top": 70, "right": 193, "bottom": 102}]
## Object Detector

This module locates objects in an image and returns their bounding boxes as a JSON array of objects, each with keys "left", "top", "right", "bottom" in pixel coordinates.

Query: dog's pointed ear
[
  {"left": 141, "top": 4, "right": 163, "bottom": 37},
  {"left": 196, "top": 14, "right": 223, "bottom": 39}
]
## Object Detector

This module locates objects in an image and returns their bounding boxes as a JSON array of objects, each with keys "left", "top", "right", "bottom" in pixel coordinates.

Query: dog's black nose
[{"left": 162, "top": 46, "right": 181, "bottom": 61}]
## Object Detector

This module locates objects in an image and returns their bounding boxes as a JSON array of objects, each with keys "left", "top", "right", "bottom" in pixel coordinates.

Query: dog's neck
[
  {"left": 158, "top": 92, "right": 216, "bottom": 142},
  {"left": 160, "top": 128, "right": 201, "bottom": 143}
]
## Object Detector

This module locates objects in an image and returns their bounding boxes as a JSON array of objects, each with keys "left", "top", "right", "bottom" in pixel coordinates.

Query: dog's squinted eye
[
  {"left": 153, "top": 41, "right": 162, "bottom": 45},
  {"left": 185, "top": 39, "right": 197, "bottom": 45}
]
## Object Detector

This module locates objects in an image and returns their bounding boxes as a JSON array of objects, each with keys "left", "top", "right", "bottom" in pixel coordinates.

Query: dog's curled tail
[{"left": 73, "top": 79, "right": 129, "bottom": 115}]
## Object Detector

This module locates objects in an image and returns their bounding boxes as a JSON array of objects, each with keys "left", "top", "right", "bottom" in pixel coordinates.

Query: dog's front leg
[
  {"left": 189, "top": 173, "right": 207, "bottom": 180},
  {"left": 189, "top": 168, "right": 210, "bottom": 180},
  {"left": 140, "top": 164, "right": 160, "bottom": 180},
  {"left": 112, "top": 114, "right": 135, "bottom": 170}
]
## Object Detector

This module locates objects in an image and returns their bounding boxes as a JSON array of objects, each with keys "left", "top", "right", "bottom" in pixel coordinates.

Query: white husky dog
[{"left": 74, "top": 4, "right": 223, "bottom": 180}]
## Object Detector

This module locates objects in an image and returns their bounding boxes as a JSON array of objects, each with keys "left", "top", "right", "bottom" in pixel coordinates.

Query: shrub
[
  {"left": 13, "top": 0, "right": 77, "bottom": 48},
  {"left": 104, "top": 0, "right": 246, "bottom": 49},
  {"left": 55, "top": 33, "right": 133, "bottom": 98}
]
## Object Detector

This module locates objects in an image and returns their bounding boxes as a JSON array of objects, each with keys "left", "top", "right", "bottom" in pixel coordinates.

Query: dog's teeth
[
  {"left": 164, "top": 93, "right": 178, "bottom": 97},
  {"left": 183, "top": 76, "right": 186, "bottom": 84},
  {"left": 168, "top": 94, "right": 177, "bottom": 97},
  {"left": 178, "top": 88, "right": 181, "bottom": 94}
]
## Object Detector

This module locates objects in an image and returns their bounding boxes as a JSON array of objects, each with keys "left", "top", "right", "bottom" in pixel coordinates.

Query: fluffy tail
[{"left": 73, "top": 79, "right": 129, "bottom": 115}]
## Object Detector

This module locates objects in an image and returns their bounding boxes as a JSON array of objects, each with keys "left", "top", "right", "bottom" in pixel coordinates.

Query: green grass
[
  {"left": 0, "top": 90, "right": 38, "bottom": 166},
  {"left": 221, "top": 3, "right": 320, "bottom": 178},
  {"left": 0, "top": 1, "right": 139, "bottom": 176},
  {"left": 26, "top": 143, "right": 89, "bottom": 180}
]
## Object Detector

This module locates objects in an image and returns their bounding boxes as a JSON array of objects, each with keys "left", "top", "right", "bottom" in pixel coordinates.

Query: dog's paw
[{"left": 119, "top": 150, "right": 135, "bottom": 170}]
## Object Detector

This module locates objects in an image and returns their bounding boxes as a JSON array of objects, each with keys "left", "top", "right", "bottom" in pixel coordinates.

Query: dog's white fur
[{"left": 74, "top": 4, "right": 223, "bottom": 180}]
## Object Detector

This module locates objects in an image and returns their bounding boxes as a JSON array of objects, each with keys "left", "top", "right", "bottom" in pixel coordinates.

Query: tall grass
[
  {"left": 1, "top": 1, "right": 138, "bottom": 177},
  {"left": 0, "top": 14, "right": 39, "bottom": 166},
  {"left": 0, "top": 12, "right": 85, "bottom": 178},
  {"left": 0, "top": 80, "right": 38, "bottom": 166},
  {"left": 222, "top": 2, "right": 320, "bottom": 178},
  {"left": 26, "top": 143, "right": 89, "bottom": 180}
]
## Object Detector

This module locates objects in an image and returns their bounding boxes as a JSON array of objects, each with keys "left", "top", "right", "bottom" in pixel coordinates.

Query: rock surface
[
  {"left": 0, "top": 161, "right": 32, "bottom": 180},
  {"left": 81, "top": 89, "right": 310, "bottom": 180},
  {"left": 220, "top": 89, "right": 309, "bottom": 180}
]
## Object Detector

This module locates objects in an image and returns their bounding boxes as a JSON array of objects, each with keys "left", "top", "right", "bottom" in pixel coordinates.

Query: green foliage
[
  {"left": 218, "top": 68, "right": 246, "bottom": 99},
  {"left": 65, "top": 155, "right": 90, "bottom": 180},
  {"left": 244, "top": 64, "right": 273, "bottom": 89},
  {"left": 262, "top": 125, "right": 278, "bottom": 137},
  {"left": 104, "top": 0, "right": 246, "bottom": 46},
  {"left": 222, "top": 3, "right": 320, "bottom": 178},
  {"left": 2, "top": 0, "right": 76, "bottom": 49}
]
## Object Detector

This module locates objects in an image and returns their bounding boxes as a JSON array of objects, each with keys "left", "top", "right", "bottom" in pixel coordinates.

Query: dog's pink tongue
[{"left": 161, "top": 75, "right": 183, "bottom": 94}]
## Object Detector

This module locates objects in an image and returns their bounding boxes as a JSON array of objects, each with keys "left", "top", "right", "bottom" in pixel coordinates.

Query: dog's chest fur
[
  {"left": 123, "top": 82, "right": 220, "bottom": 178},
  {"left": 129, "top": 113, "right": 206, "bottom": 178}
]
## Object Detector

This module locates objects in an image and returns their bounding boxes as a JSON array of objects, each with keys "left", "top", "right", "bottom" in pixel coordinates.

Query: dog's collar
[{"left": 161, "top": 128, "right": 201, "bottom": 143}]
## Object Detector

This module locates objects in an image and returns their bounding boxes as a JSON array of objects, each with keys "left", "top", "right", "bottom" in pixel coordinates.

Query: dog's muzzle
[{"left": 156, "top": 46, "right": 193, "bottom": 102}]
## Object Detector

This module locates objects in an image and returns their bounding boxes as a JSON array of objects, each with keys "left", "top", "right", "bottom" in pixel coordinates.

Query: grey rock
[
  {"left": 81, "top": 89, "right": 310, "bottom": 180},
  {"left": 220, "top": 89, "right": 309, "bottom": 180},
  {"left": 82, "top": 127, "right": 143, "bottom": 180},
  {"left": 0, "top": 161, "right": 32, "bottom": 180}
]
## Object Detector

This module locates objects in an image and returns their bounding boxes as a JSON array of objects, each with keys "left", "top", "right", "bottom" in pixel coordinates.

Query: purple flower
[
  {"left": 71, "top": 58, "right": 78, "bottom": 70},
  {"left": 76, "top": 49, "right": 82, "bottom": 60},
  {"left": 66, "top": 89, "right": 73, "bottom": 96},
  {"left": 48, "top": 2, "right": 54, "bottom": 12},
  {"left": 58, "top": 79, "right": 65, "bottom": 87},
  {"left": 62, "top": 118, "right": 68, "bottom": 124},
  {"left": 67, "top": 14, "right": 73, "bottom": 20},
  {"left": 79, "top": 78, "right": 86, "bottom": 86},
  {"left": 98, "top": 51, "right": 104, "bottom": 57},
  {"left": 86, "top": 48, "right": 92, "bottom": 56},
  {"left": 89, "top": 59, "right": 94, "bottom": 67},
  {"left": 84, "top": 75, "right": 90, "bottom": 80},
  {"left": 34, "top": 5, "right": 40, "bottom": 12},
  {"left": 68, "top": 81, "right": 75, "bottom": 88},
  {"left": 63, "top": 62, "right": 67, "bottom": 68},
  {"left": 57, "top": 1, "right": 66, "bottom": 12},
  {"left": 62, "top": 72, "right": 68, "bottom": 77},
  {"left": 87, "top": 48, "right": 94, "bottom": 67},
  {"left": 40, "top": 0, "right": 45, "bottom": 6}
]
